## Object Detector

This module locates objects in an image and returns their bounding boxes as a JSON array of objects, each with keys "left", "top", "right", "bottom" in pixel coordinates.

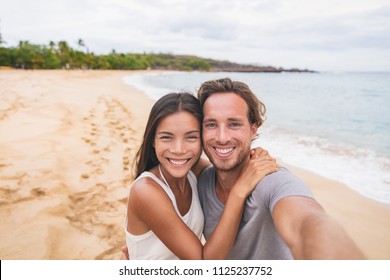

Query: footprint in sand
[
  {"left": 0, "top": 94, "right": 26, "bottom": 121},
  {"left": 79, "top": 96, "right": 137, "bottom": 182},
  {"left": 66, "top": 184, "right": 126, "bottom": 259},
  {"left": 0, "top": 172, "right": 48, "bottom": 204}
]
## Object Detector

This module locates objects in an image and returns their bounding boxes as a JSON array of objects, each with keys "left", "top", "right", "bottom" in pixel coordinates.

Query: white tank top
[{"left": 124, "top": 170, "right": 204, "bottom": 259}]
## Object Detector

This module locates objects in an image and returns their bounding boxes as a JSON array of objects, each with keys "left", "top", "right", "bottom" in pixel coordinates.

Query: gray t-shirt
[{"left": 197, "top": 166, "right": 313, "bottom": 260}]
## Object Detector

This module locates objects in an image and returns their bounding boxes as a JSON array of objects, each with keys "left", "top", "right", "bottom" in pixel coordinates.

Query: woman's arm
[{"left": 128, "top": 178, "right": 204, "bottom": 259}]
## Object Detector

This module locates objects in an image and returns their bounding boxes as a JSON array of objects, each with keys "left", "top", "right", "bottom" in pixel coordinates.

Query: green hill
[{"left": 0, "top": 40, "right": 314, "bottom": 73}]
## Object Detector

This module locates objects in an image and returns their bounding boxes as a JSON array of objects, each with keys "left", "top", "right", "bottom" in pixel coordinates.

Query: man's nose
[{"left": 216, "top": 125, "right": 230, "bottom": 144}]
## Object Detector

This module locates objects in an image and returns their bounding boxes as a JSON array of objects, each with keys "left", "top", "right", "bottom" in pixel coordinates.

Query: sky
[{"left": 1, "top": 0, "right": 389, "bottom": 72}]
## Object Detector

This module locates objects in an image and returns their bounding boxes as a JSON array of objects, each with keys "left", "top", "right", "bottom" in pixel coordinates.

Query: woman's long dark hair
[{"left": 133, "top": 92, "right": 202, "bottom": 179}]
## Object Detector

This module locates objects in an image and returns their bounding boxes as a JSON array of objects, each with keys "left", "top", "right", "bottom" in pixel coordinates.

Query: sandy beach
[{"left": 0, "top": 69, "right": 389, "bottom": 260}]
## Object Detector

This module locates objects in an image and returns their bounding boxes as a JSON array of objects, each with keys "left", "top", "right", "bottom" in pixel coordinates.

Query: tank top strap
[{"left": 137, "top": 171, "right": 180, "bottom": 214}]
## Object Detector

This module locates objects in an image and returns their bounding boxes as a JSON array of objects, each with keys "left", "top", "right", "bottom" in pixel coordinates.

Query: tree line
[
  {"left": 0, "top": 39, "right": 212, "bottom": 71},
  {"left": 0, "top": 29, "right": 313, "bottom": 72}
]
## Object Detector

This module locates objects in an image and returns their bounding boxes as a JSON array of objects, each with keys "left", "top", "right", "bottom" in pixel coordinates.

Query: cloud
[{"left": 1, "top": 0, "right": 389, "bottom": 71}]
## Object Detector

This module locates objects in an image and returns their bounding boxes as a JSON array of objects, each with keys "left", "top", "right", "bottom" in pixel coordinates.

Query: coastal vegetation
[{"left": 0, "top": 38, "right": 313, "bottom": 72}]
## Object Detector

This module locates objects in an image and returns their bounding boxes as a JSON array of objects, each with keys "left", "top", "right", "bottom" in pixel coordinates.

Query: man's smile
[{"left": 213, "top": 147, "right": 236, "bottom": 157}]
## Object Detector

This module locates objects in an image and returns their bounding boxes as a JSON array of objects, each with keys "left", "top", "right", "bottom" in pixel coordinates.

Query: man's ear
[{"left": 251, "top": 124, "right": 259, "bottom": 140}]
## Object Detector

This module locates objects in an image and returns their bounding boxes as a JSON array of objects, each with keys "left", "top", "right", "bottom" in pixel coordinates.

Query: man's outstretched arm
[{"left": 273, "top": 196, "right": 365, "bottom": 259}]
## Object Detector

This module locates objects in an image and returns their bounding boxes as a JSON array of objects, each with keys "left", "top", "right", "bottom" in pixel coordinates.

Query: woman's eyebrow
[
  {"left": 185, "top": 130, "right": 200, "bottom": 135},
  {"left": 157, "top": 131, "right": 173, "bottom": 135}
]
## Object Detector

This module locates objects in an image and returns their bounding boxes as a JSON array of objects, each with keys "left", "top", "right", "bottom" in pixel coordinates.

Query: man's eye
[
  {"left": 230, "top": 123, "right": 241, "bottom": 128},
  {"left": 205, "top": 123, "right": 216, "bottom": 128}
]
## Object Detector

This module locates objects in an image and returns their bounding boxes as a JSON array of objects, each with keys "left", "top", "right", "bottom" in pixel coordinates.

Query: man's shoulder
[
  {"left": 254, "top": 167, "right": 311, "bottom": 195},
  {"left": 198, "top": 165, "right": 215, "bottom": 181},
  {"left": 251, "top": 167, "right": 313, "bottom": 211},
  {"left": 259, "top": 167, "right": 302, "bottom": 185}
]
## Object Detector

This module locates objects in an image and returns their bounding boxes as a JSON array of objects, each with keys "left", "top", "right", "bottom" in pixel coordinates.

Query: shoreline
[{"left": 0, "top": 69, "right": 389, "bottom": 259}]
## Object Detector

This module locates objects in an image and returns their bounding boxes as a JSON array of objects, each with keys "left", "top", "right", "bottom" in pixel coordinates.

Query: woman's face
[{"left": 154, "top": 111, "right": 202, "bottom": 179}]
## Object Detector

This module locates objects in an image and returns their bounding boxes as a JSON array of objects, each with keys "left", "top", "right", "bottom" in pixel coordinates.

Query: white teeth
[
  {"left": 215, "top": 148, "right": 234, "bottom": 154},
  {"left": 169, "top": 159, "right": 188, "bottom": 165}
]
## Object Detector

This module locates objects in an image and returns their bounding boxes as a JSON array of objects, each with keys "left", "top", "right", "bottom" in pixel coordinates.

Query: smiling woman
[{"left": 132, "top": 92, "right": 203, "bottom": 179}]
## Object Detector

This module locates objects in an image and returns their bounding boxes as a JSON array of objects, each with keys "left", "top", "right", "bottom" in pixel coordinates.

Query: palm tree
[
  {"left": 0, "top": 20, "right": 6, "bottom": 46},
  {"left": 49, "top": 41, "right": 56, "bottom": 54},
  {"left": 58, "top": 40, "right": 71, "bottom": 68},
  {"left": 77, "top": 38, "right": 89, "bottom": 53},
  {"left": 77, "top": 38, "right": 84, "bottom": 49}
]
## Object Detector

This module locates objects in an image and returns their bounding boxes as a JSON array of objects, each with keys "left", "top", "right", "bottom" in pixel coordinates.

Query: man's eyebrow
[
  {"left": 203, "top": 117, "right": 245, "bottom": 122},
  {"left": 227, "top": 117, "right": 245, "bottom": 122},
  {"left": 203, "top": 117, "right": 216, "bottom": 122}
]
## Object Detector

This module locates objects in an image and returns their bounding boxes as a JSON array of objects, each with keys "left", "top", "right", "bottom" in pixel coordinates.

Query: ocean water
[{"left": 123, "top": 71, "right": 390, "bottom": 204}]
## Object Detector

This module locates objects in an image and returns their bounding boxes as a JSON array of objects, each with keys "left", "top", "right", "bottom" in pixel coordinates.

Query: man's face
[{"left": 202, "top": 93, "right": 258, "bottom": 172}]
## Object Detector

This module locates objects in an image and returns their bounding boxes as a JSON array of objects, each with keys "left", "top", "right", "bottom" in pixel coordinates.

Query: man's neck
[{"left": 214, "top": 159, "right": 248, "bottom": 204}]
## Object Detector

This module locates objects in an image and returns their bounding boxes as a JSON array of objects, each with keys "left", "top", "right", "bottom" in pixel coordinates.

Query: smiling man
[{"left": 197, "top": 77, "right": 364, "bottom": 260}]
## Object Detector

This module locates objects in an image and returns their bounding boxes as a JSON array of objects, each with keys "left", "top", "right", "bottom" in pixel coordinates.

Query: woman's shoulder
[{"left": 131, "top": 171, "right": 165, "bottom": 196}]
